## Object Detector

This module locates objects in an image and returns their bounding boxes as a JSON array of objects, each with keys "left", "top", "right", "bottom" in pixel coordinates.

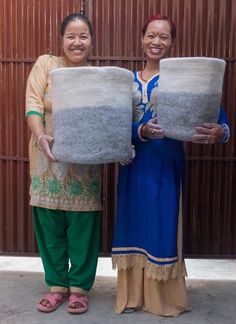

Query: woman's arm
[{"left": 25, "top": 55, "right": 56, "bottom": 161}]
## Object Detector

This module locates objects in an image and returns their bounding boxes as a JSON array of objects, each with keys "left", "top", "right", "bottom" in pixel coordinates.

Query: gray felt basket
[
  {"left": 156, "top": 57, "right": 226, "bottom": 141},
  {"left": 50, "top": 66, "right": 133, "bottom": 164}
]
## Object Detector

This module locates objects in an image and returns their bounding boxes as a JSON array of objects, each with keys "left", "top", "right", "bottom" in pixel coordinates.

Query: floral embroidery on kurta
[{"left": 26, "top": 55, "right": 102, "bottom": 211}]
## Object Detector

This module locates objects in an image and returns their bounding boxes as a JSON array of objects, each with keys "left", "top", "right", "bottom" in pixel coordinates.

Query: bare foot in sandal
[
  {"left": 68, "top": 293, "right": 88, "bottom": 314},
  {"left": 37, "top": 292, "right": 68, "bottom": 313}
]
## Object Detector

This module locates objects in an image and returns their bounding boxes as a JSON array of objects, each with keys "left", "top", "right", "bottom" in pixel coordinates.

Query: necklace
[
  {"left": 140, "top": 70, "right": 148, "bottom": 82},
  {"left": 140, "top": 69, "right": 159, "bottom": 83}
]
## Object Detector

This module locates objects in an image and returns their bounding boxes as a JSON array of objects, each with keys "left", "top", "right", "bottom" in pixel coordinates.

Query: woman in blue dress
[{"left": 112, "top": 14, "right": 230, "bottom": 316}]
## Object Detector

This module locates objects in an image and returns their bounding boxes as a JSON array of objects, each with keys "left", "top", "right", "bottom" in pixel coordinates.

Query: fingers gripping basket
[
  {"left": 50, "top": 66, "right": 133, "bottom": 164},
  {"left": 156, "top": 57, "right": 226, "bottom": 141}
]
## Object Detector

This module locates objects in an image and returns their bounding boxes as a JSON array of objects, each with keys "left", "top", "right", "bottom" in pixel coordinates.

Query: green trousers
[{"left": 33, "top": 207, "right": 100, "bottom": 294}]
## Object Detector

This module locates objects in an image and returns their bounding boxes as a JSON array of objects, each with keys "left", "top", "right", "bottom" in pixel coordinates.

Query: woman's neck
[
  {"left": 62, "top": 56, "right": 90, "bottom": 67},
  {"left": 139, "top": 60, "right": 159, "bottom": 82},
  {"left": 144, "top": 60, "right": 160, "bottom": 74}
]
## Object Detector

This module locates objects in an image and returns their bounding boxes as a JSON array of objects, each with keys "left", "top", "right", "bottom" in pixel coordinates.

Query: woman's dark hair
[
  {"left": 60, "top": 13, "right": 93, "bottom": 37},
  {"left": 142, "top": 14, "right": 176, "bottom": 40}
]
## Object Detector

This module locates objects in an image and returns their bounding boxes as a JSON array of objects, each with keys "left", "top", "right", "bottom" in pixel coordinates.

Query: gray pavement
[{"left": 0, "top": 257, "right": 235, "bottom": 324}]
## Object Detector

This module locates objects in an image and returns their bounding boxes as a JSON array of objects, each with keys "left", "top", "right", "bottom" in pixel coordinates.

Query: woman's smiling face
[
  {"left": 142, "top": 19, "right": 173, "bottom": 62},
  {"left": 62, "top": 19, "right": 92, "bottom": 66}
]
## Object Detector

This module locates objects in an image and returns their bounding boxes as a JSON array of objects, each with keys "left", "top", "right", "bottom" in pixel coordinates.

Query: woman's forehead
[
  {"left": 146, "top": 20, "right": 171, "bottom": 34},
  {"left": 64, "top": 20, "right": 90, "bottom": 33}
]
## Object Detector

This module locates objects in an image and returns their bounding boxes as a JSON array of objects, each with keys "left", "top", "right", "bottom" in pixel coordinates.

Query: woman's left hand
[{"left": 192, "top": 123, "right": 224, "bottom": 144}]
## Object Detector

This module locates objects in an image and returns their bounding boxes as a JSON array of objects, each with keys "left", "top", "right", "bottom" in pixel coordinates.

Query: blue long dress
[
  {"left": 112, "top": 72, "right": 186, "bottom": 274},
  {"left": 112, "top": 71, "right": 230, "bottom": 315}
]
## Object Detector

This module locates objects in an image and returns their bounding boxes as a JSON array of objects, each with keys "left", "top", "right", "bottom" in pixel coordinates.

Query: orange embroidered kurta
[{"left": 26, "top": 55, "right": 102, "bottom": 211}]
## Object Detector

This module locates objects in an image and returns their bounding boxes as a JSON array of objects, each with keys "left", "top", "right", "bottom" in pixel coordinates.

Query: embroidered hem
[
  {"left": 30, "top": 196, "right": 102, "bottom": 212},
  {"left": 112, "top": 253, "right": 187, "bottom": 281}
]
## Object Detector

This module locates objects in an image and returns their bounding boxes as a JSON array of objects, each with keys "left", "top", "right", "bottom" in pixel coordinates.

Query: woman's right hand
[
  {"left": 141, "top": 118, "right": 164, "bottom": 139},
  {"left": 37, "top": 134, "right": 57, "bottom": 162}
]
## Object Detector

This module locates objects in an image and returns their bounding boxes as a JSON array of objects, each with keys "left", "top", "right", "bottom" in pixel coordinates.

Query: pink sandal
[
  {"left": 37, "top": 292, "right": 68, "bottom": 313},
  {"left": 67, "top": 294, "right": 88, "bottom": 314}
]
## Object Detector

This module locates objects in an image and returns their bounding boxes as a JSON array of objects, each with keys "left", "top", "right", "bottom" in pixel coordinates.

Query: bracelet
[
  {"left": 220, "top": 123, "right": 229, "bottom": 143},
  {"left": 138, "top": 123, "right": 149, "bottom": 142},
  {"left": 140, "top": 124, "right": 147, "bottom": 139}
]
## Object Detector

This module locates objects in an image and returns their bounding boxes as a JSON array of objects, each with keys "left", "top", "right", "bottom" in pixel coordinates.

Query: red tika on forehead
[{"left": 142, "top": 14, "right": 176, "bottom": 40}]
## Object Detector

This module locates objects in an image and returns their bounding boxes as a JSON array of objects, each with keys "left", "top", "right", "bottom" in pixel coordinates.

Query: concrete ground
[{"left": 0, "top": 257, "right": 235, "bottom": 324}]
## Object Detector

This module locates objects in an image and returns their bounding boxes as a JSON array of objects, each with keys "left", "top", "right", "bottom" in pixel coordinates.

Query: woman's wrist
[
  {"left": 219, "top": 123, "right": 230, "bottom": 143},
  {"left": 36, "top": 134, "right": 46, "bottom": 151},
  {"left": 138, "top": 124, "right": 148, "bottom": 142},
  {"left": 140, "top": 124, "right": 146, "bottom": 137},
  {"left": 37, "top": 134, "right": 45, "bottom": 142}
]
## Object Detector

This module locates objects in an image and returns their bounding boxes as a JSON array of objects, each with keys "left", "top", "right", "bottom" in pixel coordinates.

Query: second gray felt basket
[
  {"left": 156, "top": 57, "right": 226, "bottom": 141},
  {"left": 50, "top": 66, "right": 134, "bottom": 164}
]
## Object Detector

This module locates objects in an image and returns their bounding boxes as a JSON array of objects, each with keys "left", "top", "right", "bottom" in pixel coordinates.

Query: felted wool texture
[
  {"left": 50, "top": 67, "right": 133, "bottom": 164},
  {"left": 156, "top": 57, "right": 226, "bottom": 141}
]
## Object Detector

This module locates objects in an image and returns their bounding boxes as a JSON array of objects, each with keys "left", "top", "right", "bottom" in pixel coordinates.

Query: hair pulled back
[{"left": 60, "top": 13, "right": 93, "bottom": 37}]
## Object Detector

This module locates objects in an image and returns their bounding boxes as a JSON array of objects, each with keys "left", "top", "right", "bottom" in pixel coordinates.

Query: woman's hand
[
  {"left": 37, "top": 134, "right": 57, "bottom": 162},
  {"left": 192, "top": 123, "right": 224, "bottom": 144},
  {"left": 120, "top": 145, "right": 136, "bottom": 166},
  {"left": 27, "top": 115, "right": 56, "bottom": 162},
  {"left": 141, "top": 118, "right": 164, "bottom": 139}
]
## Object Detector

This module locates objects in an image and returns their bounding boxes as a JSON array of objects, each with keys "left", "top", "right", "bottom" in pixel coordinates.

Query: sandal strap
[
  {"left": 41, "top": 293, "right": 65, "bottom": 307},
  {"left": 68, "top": 294, "right": 88, "bottom": 308}
]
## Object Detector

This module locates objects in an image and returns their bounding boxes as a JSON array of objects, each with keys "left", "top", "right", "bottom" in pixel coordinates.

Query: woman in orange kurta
[{"left": 26, "top": 13, "right": 101, "bottom": 314}]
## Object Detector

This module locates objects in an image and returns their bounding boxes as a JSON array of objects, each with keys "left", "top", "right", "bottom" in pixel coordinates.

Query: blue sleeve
[
  {"left": 132, "top": 121, "right": 141, "bottom": 145},
  {"left": 218, "top": 107, "right": 230, "bottom": 142},
  {"left": 132, "top": 121, "right": 147, "bottom": 145},
  {"left": 218, "top": 107, "right": 229, "bottom": 125}
]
